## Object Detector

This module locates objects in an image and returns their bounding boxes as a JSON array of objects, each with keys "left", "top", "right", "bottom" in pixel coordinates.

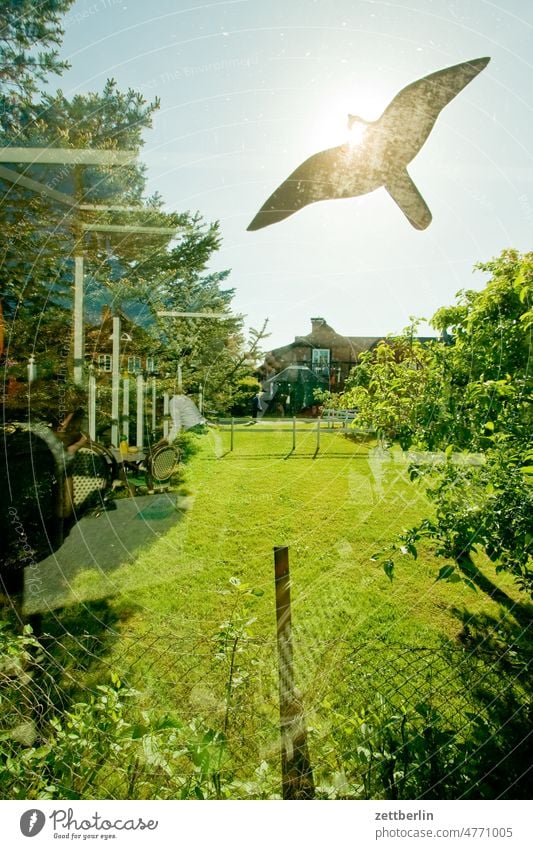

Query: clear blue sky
[{"left": 58, "top": 0, "right": 532, "bottom": 349}]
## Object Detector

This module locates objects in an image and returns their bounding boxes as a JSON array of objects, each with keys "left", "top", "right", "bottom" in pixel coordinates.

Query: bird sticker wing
[
  {"left": 378, "top": 57, "right": 490, "bottom": 164},
  {"left": 247, "top": 147, "right": 346, "bottom": 231},
  {"left": 384, "top": 169, "right": 432, "bottom": 230}
]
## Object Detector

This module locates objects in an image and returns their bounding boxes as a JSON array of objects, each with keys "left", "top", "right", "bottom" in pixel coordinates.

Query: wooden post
[
  {"left": 27, "top": 354, "right": 37, "bottom": 383},
  {"left": 230, "top": 417, "right": 234, "bottom": 452},
  {"left": 292, "top": 416, "right": 296, "bottom": 452},
  {"left": 111, "top": 316, "right": 120, "bottom": 447},
  {"left": 273, "top": 546, "right": 315, "bottom": 800},
  {"left": 136, "top": 373, "right": 144, "bottom": 449},
  {"left": 73, "top": 254, "right": 84, "bottom": 386},
  {"left": 88, "top": 366, "right": 96, "bottom": 440},
  {"left": 151, "top": 376, "right": 157, "bottom": 434},
  {"left": 122, "top": 376, "right": 130, "bottom": 442},
  {"left": 0, "top": 298, "right": 4, "bottom": 360},
  {"left": 163, "top": 392, "right": 169, "bottom": 439}
]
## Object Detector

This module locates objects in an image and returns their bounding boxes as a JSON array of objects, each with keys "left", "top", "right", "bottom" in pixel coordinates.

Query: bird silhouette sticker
[{"left": 247, "top": 57, "right": 490, "bottom": 231}]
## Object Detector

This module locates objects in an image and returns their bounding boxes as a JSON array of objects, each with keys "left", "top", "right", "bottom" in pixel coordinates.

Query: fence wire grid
[{"left": 1, "top": 611, "right": 531, "bottom": 801}]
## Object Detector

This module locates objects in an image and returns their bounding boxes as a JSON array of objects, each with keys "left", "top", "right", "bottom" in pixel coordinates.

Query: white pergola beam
[
  {"left": 0, "top": 167, "right": 159, "bottom": 218},
  {"left": 81, "top": 223, "right": 180, "bottom": 235},
  {"left": 78, "top": 203, "right": 143, "bottom": 212},
  {"left": 0, "top": 164, "right": 78, "bottom": 208},
  {"left": 0, "top": 147, "right": 136, "bottom": 166},
  {"left": 157, "top": 311, "right": 226, "bottom": 319}
]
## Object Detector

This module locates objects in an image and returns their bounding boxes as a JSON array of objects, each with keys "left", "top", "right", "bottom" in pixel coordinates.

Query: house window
[
  {"left": 127, "top": 356, "right": 142, "bottom": 374},
  {"left": 312, "top": 348, "right": 330, "bottom": 371},
  {"left": 145, "top": 356, "right": 156, "bottom": 373},
  {"left": 97, "top": 354, "right": 112, "bottom": 372}
]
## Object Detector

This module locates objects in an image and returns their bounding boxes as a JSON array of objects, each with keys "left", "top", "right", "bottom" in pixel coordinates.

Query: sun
[
  {"left": 307, "top": 87, "right": 384, "bottom": 152},
  {"left": 347, "top": 118, "right": 368, "bottom": 148}
]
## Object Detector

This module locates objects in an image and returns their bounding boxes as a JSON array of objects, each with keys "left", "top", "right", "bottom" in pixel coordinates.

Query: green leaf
[
  {"left": 436, "top": 565, "right": 455, "bottom": 582},
  {"left": 382, "top": 559, "right": 394, "bottom": 582},
  {"left": 406, "top": 542, "right": 418, "bottom": 560},
  {"left": 447, "top": 573, "right": 462, "bottom": 583}
]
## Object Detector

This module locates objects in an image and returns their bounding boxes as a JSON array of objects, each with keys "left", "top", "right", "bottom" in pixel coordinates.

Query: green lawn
[{"left": 31, "top": 428, "right": 532, "bottom": 798}]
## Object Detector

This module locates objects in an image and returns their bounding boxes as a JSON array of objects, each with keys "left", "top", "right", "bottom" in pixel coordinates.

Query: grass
[{"left": 29, "top": 427, "right": 532, "bottom": 797}]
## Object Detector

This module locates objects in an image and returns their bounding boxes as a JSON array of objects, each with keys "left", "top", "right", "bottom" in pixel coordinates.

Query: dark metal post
[
  {"left": 274, "top": 546, "right": 315, "bottom": 799},
  {"left": 292, "top": 416, "right": 296, "bottom": 452}
]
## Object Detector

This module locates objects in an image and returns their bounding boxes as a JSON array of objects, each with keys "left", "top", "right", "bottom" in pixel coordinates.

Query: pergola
[{"left": 1, "top": 147, "right": 227, "bottom": 444}]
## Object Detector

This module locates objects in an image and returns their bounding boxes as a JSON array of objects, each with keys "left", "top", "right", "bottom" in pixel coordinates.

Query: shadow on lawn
[
  {"left": 0, "top": 594, "right": 138, "bottom": 782},
  {"left": 456, "top": 555, "right": 533, "bottom": 631},
  {"left": 27, "top": 598, "right": 138, "bottom": 718},
  {"left": 443, "top": 605, "right": 533, "bottom": 799},
  {"left": 217, "top": 452, "right": 371, "bottom": 460},
  {"left": 328, "top": 580, "right": 532, "bottom": 800},
  {"left": 23, "top": 493, "right": 187, "bottom": 613},
  {"left": 435, "top": 556, "right": 533, "bottom": 799},
  {"left": 401, "top": 585, "right": 533, "bottom": 799}
]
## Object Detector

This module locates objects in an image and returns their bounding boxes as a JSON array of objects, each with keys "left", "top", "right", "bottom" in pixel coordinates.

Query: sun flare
[
  {"left": 307, "top": 87, "right": 384, "bottom": 153},
  {"left": 347, "top": 120, "right": 368, "bottom": 148}
]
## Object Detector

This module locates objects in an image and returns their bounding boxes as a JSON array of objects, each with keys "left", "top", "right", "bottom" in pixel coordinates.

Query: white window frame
[
  {"left": 127, "top": 355, "right": 142, "bottom": 374},
  {"left": 312, "top": 348, "right": 330, "bottom": 370},
  {"left": 97, "top": 353, "right": 112, "bottom": 372}
]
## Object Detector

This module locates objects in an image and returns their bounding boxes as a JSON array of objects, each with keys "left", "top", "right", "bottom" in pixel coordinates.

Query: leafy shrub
[{"left": 0, "top": 619, "right": 278, "bottom": 800}]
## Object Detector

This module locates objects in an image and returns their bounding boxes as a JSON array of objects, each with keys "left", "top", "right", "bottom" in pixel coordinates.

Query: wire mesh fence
[{"left": 1, "top": 605, "right": 530, "bottom": 800}]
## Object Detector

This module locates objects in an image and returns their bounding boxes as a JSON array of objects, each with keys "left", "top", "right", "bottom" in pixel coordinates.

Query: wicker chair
[
  {"left": 144, "top": 441, "right": 180, "bottom": 491},
  {"left": 69, "top": 442, "right": 118, "bottom": 514}
]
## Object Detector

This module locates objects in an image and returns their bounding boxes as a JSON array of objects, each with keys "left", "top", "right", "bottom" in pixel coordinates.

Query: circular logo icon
[{"left": 20, "top": 810, "right": 46, "bottom": 837}]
